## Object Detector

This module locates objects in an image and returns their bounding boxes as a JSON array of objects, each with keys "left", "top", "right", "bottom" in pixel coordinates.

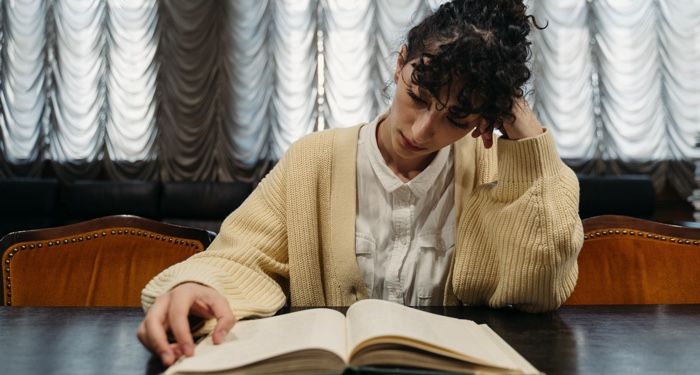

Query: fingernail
[
  {"left": 213, "top": 329, "right": 228, "bottom": 344},
  {"left": 160, "top": 351, "right": 173, "bottom": 365}
]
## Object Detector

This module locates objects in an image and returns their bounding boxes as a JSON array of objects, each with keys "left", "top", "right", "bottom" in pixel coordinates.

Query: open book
[{"left": 164, "top": 299, "right": 540, "bottom": 375}]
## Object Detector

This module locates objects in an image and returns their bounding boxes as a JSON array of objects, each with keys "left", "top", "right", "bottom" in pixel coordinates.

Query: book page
[
  {"left": 164, "top": 308, "right": 347, "bottom": 375},
  {"left": 345, "top": 299, "right": 525, "bottom": 371}
]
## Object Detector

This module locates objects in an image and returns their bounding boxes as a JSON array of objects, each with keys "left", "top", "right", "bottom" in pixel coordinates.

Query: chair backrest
[
  {"left": 1, "top": 215, "right": 214, "bottom": 307},
  {"left": 565, "top": 215, "right": 700, "bottom": 305}
]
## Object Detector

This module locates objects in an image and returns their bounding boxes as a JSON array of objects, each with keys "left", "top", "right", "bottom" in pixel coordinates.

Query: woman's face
[{"left": 383, "top": 58, "right": 483, "bottom": 162}]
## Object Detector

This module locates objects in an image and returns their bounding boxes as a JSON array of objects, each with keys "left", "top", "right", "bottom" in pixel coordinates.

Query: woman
[{"left": 138, "top": 0, "right": 583, "bottom": 366}]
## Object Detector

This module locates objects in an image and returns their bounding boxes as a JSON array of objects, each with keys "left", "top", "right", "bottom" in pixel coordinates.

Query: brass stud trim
[
  {"left": 583, "top": 227, "right": 699, "bottom": 247},
  {"left": 2, "top": 230, "right": 205, "bottom": 304}
]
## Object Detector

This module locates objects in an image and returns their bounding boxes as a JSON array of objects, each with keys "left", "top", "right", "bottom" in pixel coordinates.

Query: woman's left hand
[{"left": 471, "top": 97, "right": 543, "bottom": 148}]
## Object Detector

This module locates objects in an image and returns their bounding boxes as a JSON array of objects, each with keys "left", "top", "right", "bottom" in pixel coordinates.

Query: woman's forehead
[{"left": 402, "top": 63, "right": 480, "bottom": 117}]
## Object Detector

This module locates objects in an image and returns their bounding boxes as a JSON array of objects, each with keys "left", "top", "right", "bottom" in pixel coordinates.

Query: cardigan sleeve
[
  {"left": 141, "top": 151, "right": 291, "bottom": 322},
  {"left": 453, "top": 130, "right": 583, "bottom": 312}
]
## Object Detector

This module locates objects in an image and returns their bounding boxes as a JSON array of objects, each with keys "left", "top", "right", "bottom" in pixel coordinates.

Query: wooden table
[{"left": 1, "top": 305, "right": 699, "bottom": 374}]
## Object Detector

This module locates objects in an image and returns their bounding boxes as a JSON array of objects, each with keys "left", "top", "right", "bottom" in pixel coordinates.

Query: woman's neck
[{"left": 376, "top": 117, "right": 436, "bottom": 183}]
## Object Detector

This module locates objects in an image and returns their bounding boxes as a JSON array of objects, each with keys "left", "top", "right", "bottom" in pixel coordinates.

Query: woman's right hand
[{"left": 136, "top": 282, "right": 236, "bottom": 366}]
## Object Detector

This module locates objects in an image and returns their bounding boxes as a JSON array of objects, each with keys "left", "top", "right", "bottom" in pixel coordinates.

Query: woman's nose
[{"left": 412, "top": 112, "right": 438, "bottom": 143}]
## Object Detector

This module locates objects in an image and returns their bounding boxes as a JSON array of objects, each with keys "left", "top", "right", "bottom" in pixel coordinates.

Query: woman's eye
[
  {"left": 406, "top": 90, "right": 427, "bottom": 106},
  {"left": 448, "top": 118, "right": 471, "bottom": 130}
]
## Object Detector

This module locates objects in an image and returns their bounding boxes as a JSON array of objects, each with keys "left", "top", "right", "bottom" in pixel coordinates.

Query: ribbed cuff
[
  {"left": 141, "top": 263, "right": 227, "bottom": 312},
  {"left": 496, "top": 129, "right": 563, "bottom": 183}
]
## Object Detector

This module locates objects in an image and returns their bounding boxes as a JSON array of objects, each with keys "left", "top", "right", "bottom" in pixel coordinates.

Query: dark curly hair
[{"left": 405, "top": 0, "right": 543, "bottom": 129}]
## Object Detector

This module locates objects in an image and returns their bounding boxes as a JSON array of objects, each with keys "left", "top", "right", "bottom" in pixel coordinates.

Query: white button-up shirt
[{"left": 355, "top": 113, "right": 456, "bottom": 306}]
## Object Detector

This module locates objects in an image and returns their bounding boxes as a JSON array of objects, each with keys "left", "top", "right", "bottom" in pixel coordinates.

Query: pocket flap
[
  {"left": 355, "top": 232, "right": 376, "bottom": 256},
  {"left": 417, "top": 225, "right": 454, "bottom": 254}
]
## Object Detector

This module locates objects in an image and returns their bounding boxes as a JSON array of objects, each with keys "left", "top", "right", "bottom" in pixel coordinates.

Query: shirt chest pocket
[
  {"left": 355, "top": 233, "right": 376, "bottom": 295},
  {"left": 415, "top": 227, "right": 455, "bottom": 306}
]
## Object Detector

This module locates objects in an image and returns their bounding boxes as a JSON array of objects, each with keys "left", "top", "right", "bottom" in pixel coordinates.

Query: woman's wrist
[{"left": 501, "top": 98, "right": 544, "bottom": 140}]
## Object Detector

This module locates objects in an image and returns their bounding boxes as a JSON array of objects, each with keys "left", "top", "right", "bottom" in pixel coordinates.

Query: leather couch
[
  {"left": 0, "top": 178, "right": 253, "bottom": 238},
  {"left": 0, "top": 175, "right": 654, "bottom": 239}
]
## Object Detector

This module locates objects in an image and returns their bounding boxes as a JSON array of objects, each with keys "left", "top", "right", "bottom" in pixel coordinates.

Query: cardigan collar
[{"left": 327, "top": 115, "right": 479, "bottom": 304}]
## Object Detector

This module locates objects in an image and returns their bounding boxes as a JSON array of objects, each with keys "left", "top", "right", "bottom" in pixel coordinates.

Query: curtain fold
[
  {"left": 0, "top": 0, "right": 48, "bottom": 176},
  {"left": 157, "top": 0, "right": 229, "bottom": 181},
  {"left": 104, "top": 0, "right": 158, "bottom": 180},
  {"left": 0, "top": 0, "right": 698, "bottom": 198}
]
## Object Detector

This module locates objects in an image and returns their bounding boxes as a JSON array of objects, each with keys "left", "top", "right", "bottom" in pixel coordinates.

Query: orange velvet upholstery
[
  {"left": 1, "top": 215, "right": 212, "bottom": 307},
  {"left": 565, "top": 215, "right": 700, "bottom": 305}
]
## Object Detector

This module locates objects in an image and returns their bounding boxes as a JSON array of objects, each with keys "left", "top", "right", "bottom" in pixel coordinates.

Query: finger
[
  {"left": 144, "top": 295, "right": 176, "bottom": 365},
  {"left": 137, "top": 320, "right": 148, "bottom": 347},
  {"left": 170, "top": 343, "right": 183, "bottom": 360},
  {"left": 481, "top": 132, "right": 493, "bottom": 149},
  {"left": 478, "top": 120, "right": 490, "bottom": 136},
  {"left": 472, "top": 118, "right": 489, "bottom": 138},
  {"left": 496, "top": 123, "right": 509, "bottom": 139},
  {"left": 168, "top": 291, "right": 196, "bottom": 357},
  {"left": 482, "top": 122, "right": 495, "bottom": 148},
  {"left": 203, "top": 293, "right": 237, "bottom": 345}
]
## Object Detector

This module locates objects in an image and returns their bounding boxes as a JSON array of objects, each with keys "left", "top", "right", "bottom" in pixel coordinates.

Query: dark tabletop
[{"left": 1, "top": 304, "right": 699, "bottom": 375}]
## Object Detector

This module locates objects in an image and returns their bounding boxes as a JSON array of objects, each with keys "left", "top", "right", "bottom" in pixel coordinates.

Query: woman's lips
[{"left": 399, "top": 132, "right": 427, "bottom": 151}]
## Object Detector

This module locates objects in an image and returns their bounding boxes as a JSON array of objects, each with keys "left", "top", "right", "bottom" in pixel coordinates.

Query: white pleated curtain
[{"left": 1, "top": 0, "right": 699, "bottom": 195}]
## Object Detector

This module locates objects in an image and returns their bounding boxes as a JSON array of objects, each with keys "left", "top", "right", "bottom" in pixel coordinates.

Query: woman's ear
[{"left": 394, "top": 45, "right": 408, "bottom": 84}]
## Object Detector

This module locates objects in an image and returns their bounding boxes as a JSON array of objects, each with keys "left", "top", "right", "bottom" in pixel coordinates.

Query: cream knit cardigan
[{"left": 142, "top": 125, "right": 582, "bottom": 317}]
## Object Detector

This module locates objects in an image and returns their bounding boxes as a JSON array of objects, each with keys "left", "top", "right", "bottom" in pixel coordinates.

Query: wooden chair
[
  {"left": 565, "top": 215, "right": 700, "bottom": 305},
  {"left": 1, "top": 215, "right": 214, "bottom": 307}
]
